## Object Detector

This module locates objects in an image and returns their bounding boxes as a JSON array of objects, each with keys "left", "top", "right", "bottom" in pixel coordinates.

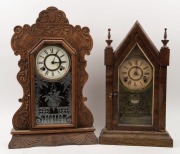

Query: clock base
[
  {"left": 9, "top": 127, "right": 97, "bottom": 149},
  {"left": 99, "top": 128, "right": 173, "bottom": 147}
]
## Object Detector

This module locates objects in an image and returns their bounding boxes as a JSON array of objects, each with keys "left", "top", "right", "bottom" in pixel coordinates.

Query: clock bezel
[
  {"left": 30, "top": 39, "right": 77, "bottom": 129},
  {"left": 35, "top": 45, "right": 71, "bottom": 82},
  {"left": 119, "top": 56, "right": 153, "bottom": 91}
]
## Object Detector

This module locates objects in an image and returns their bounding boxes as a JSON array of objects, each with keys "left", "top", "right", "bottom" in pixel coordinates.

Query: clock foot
[
  {"left": 99, "top": 128, "right": 173, "bottom": 147},
  {"left": 9, "top": 127, "right": 97, "bottom": 149}
]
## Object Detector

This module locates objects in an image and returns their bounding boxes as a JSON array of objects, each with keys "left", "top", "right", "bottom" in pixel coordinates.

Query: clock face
[
  {"left": 36, "top": 46, "right": 70, "bottom": 81},
  {"left": 119, "top": 57, "right": 153, "bottom": 90}
]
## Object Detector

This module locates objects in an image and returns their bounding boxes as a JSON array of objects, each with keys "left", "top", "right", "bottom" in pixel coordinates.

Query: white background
[{"left": 0, "top": 0, "right": 180, "bottom": 154}]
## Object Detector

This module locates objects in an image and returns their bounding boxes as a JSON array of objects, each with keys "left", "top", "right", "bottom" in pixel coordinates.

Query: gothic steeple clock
[
  {"left": 99, "top": 21, "right": 173, "bottom": 147},
  {"left": 9, "top": 7, "right": 97, "bottom": 149}
]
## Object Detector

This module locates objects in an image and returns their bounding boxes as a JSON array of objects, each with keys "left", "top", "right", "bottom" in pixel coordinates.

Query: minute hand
[{"left": 52, "top": 52, "right": 58, "bottom": 62}]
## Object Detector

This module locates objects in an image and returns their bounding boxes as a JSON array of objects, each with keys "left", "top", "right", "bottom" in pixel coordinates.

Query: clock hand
[
  {"left": 52, "top": 51, "right": 59, "bottom": 63},
  {"left": 135, "top": 66, "right": 138, "bottom": 72},
  {"left": 133, "top": 67, "right": 143, "bottom": 76},
  {"left": 52, "top": 61, "right": 66, "bottom": 64},
  {"left": 134, "top": 70, "right": 138, "bottom": 76},
  {"left": 52, "top": 61, "right": 60, "bottom": 64},
  {"left": 51, "top": 61, "right": 66, "bottom": 70},
  {"left": 52, "top": 56, "right": 56, "bottom": 63},
  {"left": 52, "top": 61, "right": 58, "bottom": 64},
  {"left": 135, "top": 72, "right": 143, "bottom": 76}
]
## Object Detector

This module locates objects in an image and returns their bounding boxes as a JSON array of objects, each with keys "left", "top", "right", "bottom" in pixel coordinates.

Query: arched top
[
  {"left": 36, "top": 7, "right": 69, "bottom": 25},
  {"left": 11, "top": 6, "right": 93, "bottom": 61}
]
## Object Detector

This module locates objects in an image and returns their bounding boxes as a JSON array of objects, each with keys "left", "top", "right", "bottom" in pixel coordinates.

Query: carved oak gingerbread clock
[
  {"left": 99, "top": 21, "right": 173, "bottom": 147},
  {"left": 9, "top": 7, "right": 97, "bottom": 149}
]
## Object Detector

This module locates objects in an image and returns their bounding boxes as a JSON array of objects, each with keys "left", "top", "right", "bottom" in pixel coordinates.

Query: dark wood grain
[
  {"left": 104, "top": 33, "right": 114, "bottom": 129},
  {"left": 99, "top": 21, "right": 173, "bottom": 147},
  {"left": 99, "top": 129, "right": 173, "bottom": 147}
]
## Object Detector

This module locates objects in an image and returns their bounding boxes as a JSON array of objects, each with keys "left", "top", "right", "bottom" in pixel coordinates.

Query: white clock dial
[
  {"left": 36, "top": 46, "right": 70, "bottom": 80},
  {"left": 119, "top": 57, "right": 153, "bottom": 90}
]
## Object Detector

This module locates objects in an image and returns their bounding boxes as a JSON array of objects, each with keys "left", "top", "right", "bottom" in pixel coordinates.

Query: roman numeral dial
[
  {"left": 36, "top": 46, "right": 70, "bottom": 81},
  {"left": 119, "top": 57, "right": 153, "bottom": 90}
]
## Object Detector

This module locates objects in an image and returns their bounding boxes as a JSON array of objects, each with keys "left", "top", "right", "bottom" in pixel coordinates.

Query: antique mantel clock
[
  {"left": 99, "top": 21, "right": 173, "bottom": 147},
  {"left": 9, "top": 7, "right": 97, "bottom": 149}
]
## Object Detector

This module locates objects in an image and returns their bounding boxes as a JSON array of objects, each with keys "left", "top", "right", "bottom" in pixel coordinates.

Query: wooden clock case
[
  {"left": 99, "top": 21, "right": 173, "bottom": 147},
  {"left": 9, "top": 7, "right": 97, "bottom": 149}
]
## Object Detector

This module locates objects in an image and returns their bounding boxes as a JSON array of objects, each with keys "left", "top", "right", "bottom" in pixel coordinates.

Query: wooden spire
[
  {"left": 161, "top": 28, "right": 169, "bottom": 47},
  {"left": 106, "top": 28, "right": 113, "bottom": 48},
  {"left": 160, "top": 28, "right": 170, "bottom": 66}
]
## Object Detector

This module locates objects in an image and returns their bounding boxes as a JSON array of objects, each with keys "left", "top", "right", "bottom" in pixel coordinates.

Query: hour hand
[
  {"left": 53, "top": 61, "right": 66, "bottom": 64},
  {"left": 137, "top": 73, "right": 142, "bottom": 76},
  {"left": 52, "top": 61, "right": 60, "bottom": 64}
]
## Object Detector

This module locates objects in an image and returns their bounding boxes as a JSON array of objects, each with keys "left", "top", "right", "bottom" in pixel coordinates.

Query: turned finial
[
  {"left": 161, "top": 28, "right": 169, "bottom": 47},
  {"left": 106, "top": 28, "right": 113, "bottom": 48},
  {"left": 164, "top": 28, "right": 167, "bottom": 39},
  {"left": 108, "top": 28, "right": 111, "bottom": 39}
]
